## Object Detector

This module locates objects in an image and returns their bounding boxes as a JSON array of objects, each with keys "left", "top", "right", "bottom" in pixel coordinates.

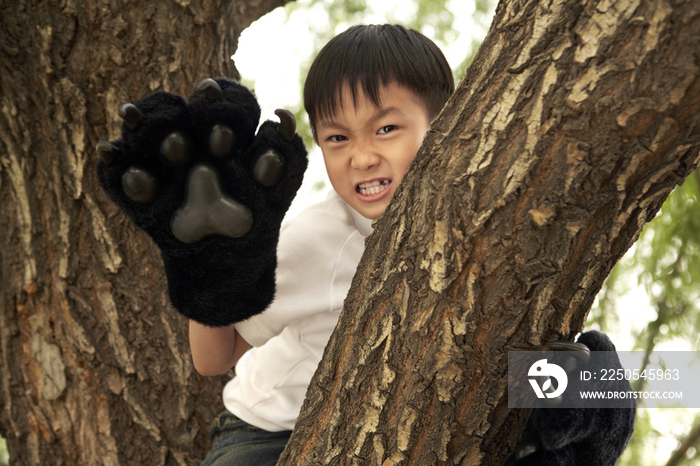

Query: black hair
[{"left": 303, "top": 24, "right": 455, "bottom": 133}]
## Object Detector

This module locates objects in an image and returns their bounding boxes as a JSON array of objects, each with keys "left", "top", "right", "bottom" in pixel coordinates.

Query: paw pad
[
  {"left": 170, "top": 164, "right": 253, "bottom": 243},
  {"left": 209, "top": 125, "right": 236, "bottom": 157},
  {"left": 160, "top": 132, "right": 193, "bottom": 166},
  {"left": 252, "top": 148, "right": 285, "bottom": 188},
  {"left": 122, "top": 167, "right": 159, "bottom": 203}
]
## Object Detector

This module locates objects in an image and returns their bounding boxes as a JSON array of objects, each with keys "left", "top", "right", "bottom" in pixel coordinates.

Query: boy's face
[{"left": 315, "top": 83, "right": 431, "bottom": 220}]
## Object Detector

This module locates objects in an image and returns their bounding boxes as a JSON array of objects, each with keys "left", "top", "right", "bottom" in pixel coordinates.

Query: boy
[
  {"left": 191, "top": 24, "right": 455, "bottom": 465},
  {"left": 194, "top": 25, "right": 634, "bottom": 466},
  {"left": 97, "top": 24, "right": 633, "bottom": 466}
]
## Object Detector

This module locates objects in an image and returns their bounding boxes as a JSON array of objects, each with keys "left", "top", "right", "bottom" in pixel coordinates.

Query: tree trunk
[
  {"left": 0, "top": 0, "right": 286, "bottom": 464},
  {"left": 280, "top": 0, "right": 700, "bottom": 465}
]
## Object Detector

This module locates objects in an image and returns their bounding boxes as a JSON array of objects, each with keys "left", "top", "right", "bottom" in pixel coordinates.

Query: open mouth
[{"left": 356, "top": 179, "right": 391, "bottom": 196}]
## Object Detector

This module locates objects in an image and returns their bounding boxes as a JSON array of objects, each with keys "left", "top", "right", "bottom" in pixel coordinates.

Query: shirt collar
[
  {"left": 325, "top": 189, "right": 375, "bottom": 238},
  {"left": 347, "top": 205, "right": 374, "bottom": 238}
]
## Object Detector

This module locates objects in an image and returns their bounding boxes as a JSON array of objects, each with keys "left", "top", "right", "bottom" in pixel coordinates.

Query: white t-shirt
[{"left": 224, "top": 191, "right": 373, "bottom": 432}]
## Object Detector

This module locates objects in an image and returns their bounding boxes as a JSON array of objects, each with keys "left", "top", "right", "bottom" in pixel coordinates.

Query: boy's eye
[
  {"left": 329, "top": 135, "right": 347, "bottom": 142},
  {"left": 378, "top": 125, "right": 397, "bottom": 134}
]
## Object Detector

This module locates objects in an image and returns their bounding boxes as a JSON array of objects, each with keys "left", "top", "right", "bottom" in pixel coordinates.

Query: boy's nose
[{"left": 351, "top": 145, "right": 380, "bottom": 170}]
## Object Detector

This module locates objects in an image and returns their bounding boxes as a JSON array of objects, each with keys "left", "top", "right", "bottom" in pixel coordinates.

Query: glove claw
[
  {"left": 546, "top": 340, "right": 591, "bottom": 384},
  {"left": 96, "top": 140, "right": 120, "bottom": 166},
  {"left": 515, "top": 435, "right": 539, "bottom": 460},
  {"left": 548, "top": 340, "right": 591, "bottom": 365},
  {"left": 117, "top": 103, "right": 143, "bottom": 130},
  {"left": 544, "top": 392, "right": 563, "bottom": 407},
  {"left": 194, "top": 78, "right": 224, "bottom": 100},
  {"left": 275, "top": 108, "right": 296, "bottom": 142}
]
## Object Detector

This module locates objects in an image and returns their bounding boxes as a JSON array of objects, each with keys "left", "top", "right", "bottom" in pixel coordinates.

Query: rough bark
[
  {"left": 280, "top": 1, "right": 700, "bottom": 465},
  {"left": 0, "top": 0, "right": 286, "bottom": 464}
]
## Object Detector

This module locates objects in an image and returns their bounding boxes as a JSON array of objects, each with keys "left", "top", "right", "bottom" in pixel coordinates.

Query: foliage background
[
  {"left": 1, "top": 0, "right": 696, "bottom": 464},
  {"left": 0, "top": 437, "right": 6, "bottom": 466}
]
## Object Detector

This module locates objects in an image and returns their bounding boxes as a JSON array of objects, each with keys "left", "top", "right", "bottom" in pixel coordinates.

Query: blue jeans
[{"left": 200, "top": 411, "right": 292, "bottom": 466}]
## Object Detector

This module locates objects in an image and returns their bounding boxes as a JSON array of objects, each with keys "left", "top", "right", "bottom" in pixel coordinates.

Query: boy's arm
[{"left": 188, "top": 320, "right": 251, "bottom": 376}]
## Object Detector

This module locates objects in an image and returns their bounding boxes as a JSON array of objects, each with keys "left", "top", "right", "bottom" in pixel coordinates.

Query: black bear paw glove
[
  {"left": 507, "top": 330, "right": 635, "bottom": 466},
  {"left": 96, "top": 78, "right": 308, "bottom": 327}
]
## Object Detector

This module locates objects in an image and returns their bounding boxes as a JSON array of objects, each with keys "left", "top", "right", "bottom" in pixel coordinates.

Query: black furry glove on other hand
[
  {"left": 96, "top": 78, "right": 307, "bottom": 327},
  {"left": 508, "top": 330, "right": 636, "bottom": 466}
]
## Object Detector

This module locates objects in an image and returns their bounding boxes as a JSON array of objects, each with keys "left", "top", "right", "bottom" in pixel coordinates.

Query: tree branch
[{"left": 665, "top": 419, "right": 700, "bottom": 466}]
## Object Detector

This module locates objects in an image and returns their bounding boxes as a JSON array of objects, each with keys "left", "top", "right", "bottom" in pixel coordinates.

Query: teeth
[{"left": 358, "top": 179, "right": 391, "bottom": 196}]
